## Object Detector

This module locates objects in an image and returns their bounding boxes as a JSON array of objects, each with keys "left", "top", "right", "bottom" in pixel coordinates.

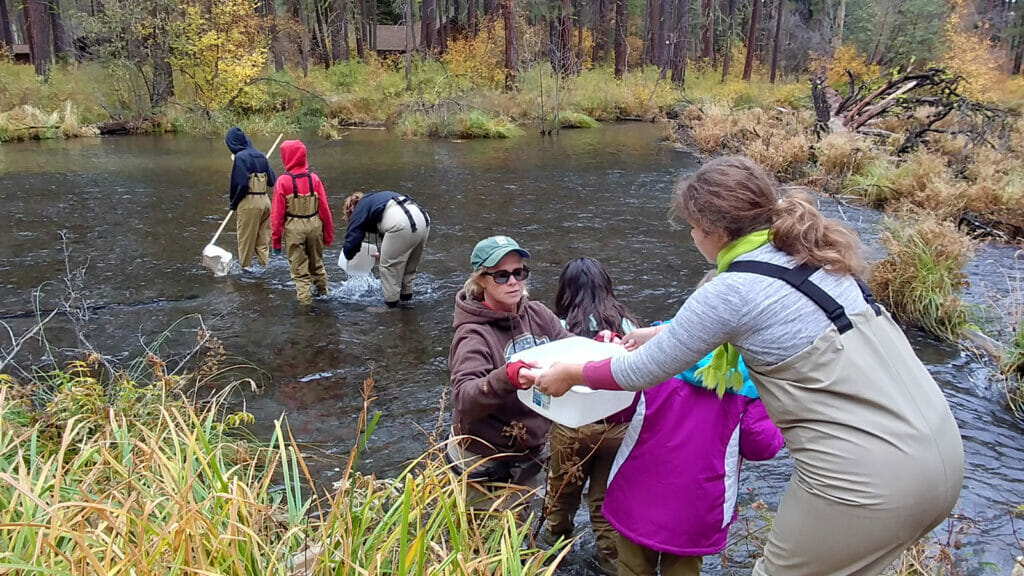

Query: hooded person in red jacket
[{"left": 271, "top": 140, "right": 334, "bottom": 304}]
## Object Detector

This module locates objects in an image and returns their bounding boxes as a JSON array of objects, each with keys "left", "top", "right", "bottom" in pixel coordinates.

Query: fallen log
[{"left": 95, "top": 118, "right": 155, "bottom": 135}]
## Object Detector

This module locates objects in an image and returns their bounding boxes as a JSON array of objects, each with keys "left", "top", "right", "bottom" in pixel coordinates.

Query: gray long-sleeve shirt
[{"left": 611, "top": 244, "right": 869, "bottom": 391}]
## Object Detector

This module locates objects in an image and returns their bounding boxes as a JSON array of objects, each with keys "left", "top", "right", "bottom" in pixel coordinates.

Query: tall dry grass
[
  {"left": 870, "top": 217, "right": 974, "bottom": 342},
  {"left": 0, "top": 352, "right": 568, "bottom": 575}
]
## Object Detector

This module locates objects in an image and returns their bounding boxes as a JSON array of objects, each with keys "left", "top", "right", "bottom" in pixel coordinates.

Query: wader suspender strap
[
  {"left": 725, "top": 261, "right": 880, "bottom": 334},
  {"left": 284, "top": 172, "right": 318, "bottom": 219},
  {"left": 246, "top": 173, "right": 268, "bottom": 195},
  {"left": 394, "top": 195, "right": 430, "bottom": 232}
]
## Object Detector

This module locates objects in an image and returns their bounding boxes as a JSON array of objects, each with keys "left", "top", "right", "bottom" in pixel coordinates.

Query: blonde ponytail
[{"left": 771, "top": 190, "right": 867, "bottom": 277}]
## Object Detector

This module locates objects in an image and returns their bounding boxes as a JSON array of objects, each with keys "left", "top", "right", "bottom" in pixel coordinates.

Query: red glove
[{"left": 506, "top": 360, "right": 531, "bottom": 389}]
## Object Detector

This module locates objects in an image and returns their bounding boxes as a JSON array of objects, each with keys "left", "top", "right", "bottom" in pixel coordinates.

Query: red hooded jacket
[{"left": 271, "top": 140, "right": 334, "bottom": 250}]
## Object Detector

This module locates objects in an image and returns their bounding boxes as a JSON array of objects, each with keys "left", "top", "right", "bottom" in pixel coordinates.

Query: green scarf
[{"left": 694, "top": 229, "right": 772, "bottom": 398}]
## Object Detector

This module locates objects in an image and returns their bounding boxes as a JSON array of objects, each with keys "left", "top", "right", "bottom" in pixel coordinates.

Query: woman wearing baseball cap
[{"left": 447, "top": 235, "right": 572, "bottom": 510}]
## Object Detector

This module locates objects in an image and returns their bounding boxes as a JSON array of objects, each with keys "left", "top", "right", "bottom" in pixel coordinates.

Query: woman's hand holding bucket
[{"left": 521, "top": 362, "right": 584, "bottom": 397}]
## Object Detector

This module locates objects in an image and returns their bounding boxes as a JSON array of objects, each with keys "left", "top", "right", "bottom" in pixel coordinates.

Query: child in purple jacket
[{"left": 604, "top": 348, "right": 784, "bottom": 576}]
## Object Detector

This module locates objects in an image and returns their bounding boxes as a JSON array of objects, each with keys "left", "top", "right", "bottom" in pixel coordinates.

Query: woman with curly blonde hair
[{"left": 527, "top": 156, "right": 964, "bottom": 576}]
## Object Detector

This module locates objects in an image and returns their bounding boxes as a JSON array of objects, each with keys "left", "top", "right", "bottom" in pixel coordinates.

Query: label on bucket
[{"left": 532, "top": 388, "right": 551, "bottom": 409}]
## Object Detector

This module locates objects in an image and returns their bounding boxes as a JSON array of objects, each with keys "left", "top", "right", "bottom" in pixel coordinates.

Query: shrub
[
  {"left": 1004, "top": 319, "right": 1024, "bottom": 418},
  {"left": 816, "top": 132, "right": 873, "bottom": 190},
  {"left": 811, "top": 44, "right": 881, "bottom": 90},
  {"left": 742, "top": 127, "right": 812, "bottom": 179},
  {"left": 941, "top": 0, "right": 1005, "bottom": 103},
  {"left": 847, "top": 153, "right": 966, "bottom": 219},
  {"left": 442, "top": 22, "right": 506, "bottom": 90},
  {"left": 558, "top": 111, "right": 599, "bottom": 128},
  {"left": 870, "top": 217, "right": 973, "bottom": 342}
]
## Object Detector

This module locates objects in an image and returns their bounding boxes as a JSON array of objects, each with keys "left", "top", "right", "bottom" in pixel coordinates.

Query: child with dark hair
[{"left": 543, "top": 257, "right": 639, "bottom": 575}]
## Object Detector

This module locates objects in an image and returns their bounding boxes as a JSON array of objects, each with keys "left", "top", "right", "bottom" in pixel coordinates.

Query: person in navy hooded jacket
[{"left": 225, "top": 127, "right": 276, "bottom": 270}]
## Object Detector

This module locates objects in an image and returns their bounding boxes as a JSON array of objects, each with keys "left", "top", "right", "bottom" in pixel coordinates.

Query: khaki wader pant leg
[
  {"left": 751, "top": 480, "right": 957, "bottom": 576},
  {"left": 749, "top": 309, "right": 965, "bottom": 576},
  {"left": 254, "top": 195, "right": 271, "bottom": 266},
  {"left": 618, "top": 535, "right": 702, "bottom": 576},
  {"left": 236, "top": 194, "right": 271, "bottom": 267},
  {"left": 545, "top": 422, "right": 627, "bottom": 575},
  {"left": 378, "top": 202, "right": 429, "bottom": 304},
  {"left": 285, "top": 217, "right": 325, "bottom": 304}
]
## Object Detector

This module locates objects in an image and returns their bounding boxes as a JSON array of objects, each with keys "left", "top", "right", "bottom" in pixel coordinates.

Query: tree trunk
[
  {"left": 150, "top": 3, "right": 174, "bottom": 109},
  {"left": 422, "top": 0, "right": 438, "bottom": 51},
  {"left": 0, "top": 0, "right": 15, "bottom": 49},
  {"left": 355, "top": 10, "right": 366, "bottom": 60},
  {"left": 261, "top": 0, "right": 285, "bottom": 72},
  {"left": 769, "top": 0, "right": 781, "bottom": 83},
  {"left": 439, "top": 0, "right": 449, "bottom": 52},
  {"left": 720, "top": 0, "right": 735, "bottom": 81},
  {"left": 287, "top": 0, "right": 310, "bottom": 76},
  {"left": 371, "top": 0, "right": 377, "bottom": 48},
  {"left": 48, "top": 0, "right": 68, "bottom": 60},
  {"left": 405, "top": 0, "right": 413, "bottom": 90},
  {"left": 592, "top": 0, "right": 607, "bottom": 63},
  {"left": 314, "top": 2, "right": 331, "bottom": 67},
  {"left": 657, "top": 0, "right": 671, "bottom": 68},
  {"left": 741, "top": 0, "right": 759, "bottom": 80},
  {"left": 1014, "top": 33, "right": 1024, "bottom": 75},
  {"left": 484, "top": 0, "right": 498, "bottom": 20},
  {"left": 641, "top": 0, "right": 651, "bottom": 64},
  {"left": 557, "top": 0, "right": 573, "bottom": 75},
  {"left": 467, "top": 0, "right": 477, "bottom": 35},
  {"left": 330, "top": 0, "right": 349, "bottom": 62},
  {"left": 613, "top": 0, "right": 626, "bottom": 77},
  {"left": 453, "top": 0, "right": 463, "bottom": 34},
  {"left": 575, "top": 0, "right": 583, "bottom": 70},
  {"left": 832, "top": 0, "right": 844, "bottom": 48},
  {"left": 22, "top": 0, "right": 50, "bottom": 77},
  {"left": 502, "top": 0, "right": 518, "bottom": 90},
  {"left": 670, "top": 0, "right": 690, "bottom": 85},
  {"left": 700, "top": 0, "right": 712, "bottom": 60},
  {"left": 648, "top": 0, "right": 660, "bottom": 65}
]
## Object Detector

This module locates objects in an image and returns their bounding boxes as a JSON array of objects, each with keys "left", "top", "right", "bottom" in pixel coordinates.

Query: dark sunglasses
[{"left": 483, "top": 266, "right": 531, "bottom": 284}]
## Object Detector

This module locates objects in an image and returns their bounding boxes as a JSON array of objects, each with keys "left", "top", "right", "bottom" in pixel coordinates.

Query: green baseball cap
[{"left": 470, "top": 236, "right": 531, "bottom": 269}]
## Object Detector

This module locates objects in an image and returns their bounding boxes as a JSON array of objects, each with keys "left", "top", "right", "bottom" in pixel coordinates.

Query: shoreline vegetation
[{"left": 0, "top": 310, "right": 572, "bottom": 574}]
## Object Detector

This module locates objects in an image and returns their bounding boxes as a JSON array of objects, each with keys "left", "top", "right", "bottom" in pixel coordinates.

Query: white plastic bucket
[
  {"left": 510, "top": 336, "right": 636, "bottom": 428},
  {"left": 201, "top": 244, "right": 234, "bottom": 277},
  {"left": 339, "top": 243, "right": 379, "bottom": 276}
]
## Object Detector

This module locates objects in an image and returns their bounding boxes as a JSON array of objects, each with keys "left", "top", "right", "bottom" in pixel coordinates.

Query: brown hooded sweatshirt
[{"left": 449, "top": 289, "right": 573, "bottom": 458}]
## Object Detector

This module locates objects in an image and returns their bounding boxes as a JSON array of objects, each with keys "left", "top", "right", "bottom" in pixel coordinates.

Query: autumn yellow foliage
[
  {"left": 812, "top": 44, "right": 881, "bottom": 90},
  {"left": 941, "top": 0, "right": 1003, "bottom": 103},
  {"left": 442, "top": 23, "right": 506, "bottom": 90},
  {"left": 171, "top": 0, "right": 268, "bottom": 110}
]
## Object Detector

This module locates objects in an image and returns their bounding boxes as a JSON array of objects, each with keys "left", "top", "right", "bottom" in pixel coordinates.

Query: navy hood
[{"left": 225, "top": 127, "right": 253, "bottom": 154}]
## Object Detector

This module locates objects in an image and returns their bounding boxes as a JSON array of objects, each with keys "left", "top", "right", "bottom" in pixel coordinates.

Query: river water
[{"left": 0, "top": 124, "right": 1021, "bottom": 574}]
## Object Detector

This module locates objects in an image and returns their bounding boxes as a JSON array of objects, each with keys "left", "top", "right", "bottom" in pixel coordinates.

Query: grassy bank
[
  {"left": 0, "top": 344, "right": 566, "bottom": 574},
  {"left": 1, "top": 45, "right": 802, "bottom": 143}
]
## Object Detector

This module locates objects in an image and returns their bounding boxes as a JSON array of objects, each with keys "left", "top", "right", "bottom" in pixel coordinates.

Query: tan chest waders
[
  {"left": 727, "top": 262, "right": 965, "bottom": 576},
  {"left": 283, "top": 172, "right": 326, "bottom": 304},
  {"left": 377, "top": 196, "right": 431, "bottom": 306},
  {"left": 236, "top": 172, "right": 272, "bottom": 268}
]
